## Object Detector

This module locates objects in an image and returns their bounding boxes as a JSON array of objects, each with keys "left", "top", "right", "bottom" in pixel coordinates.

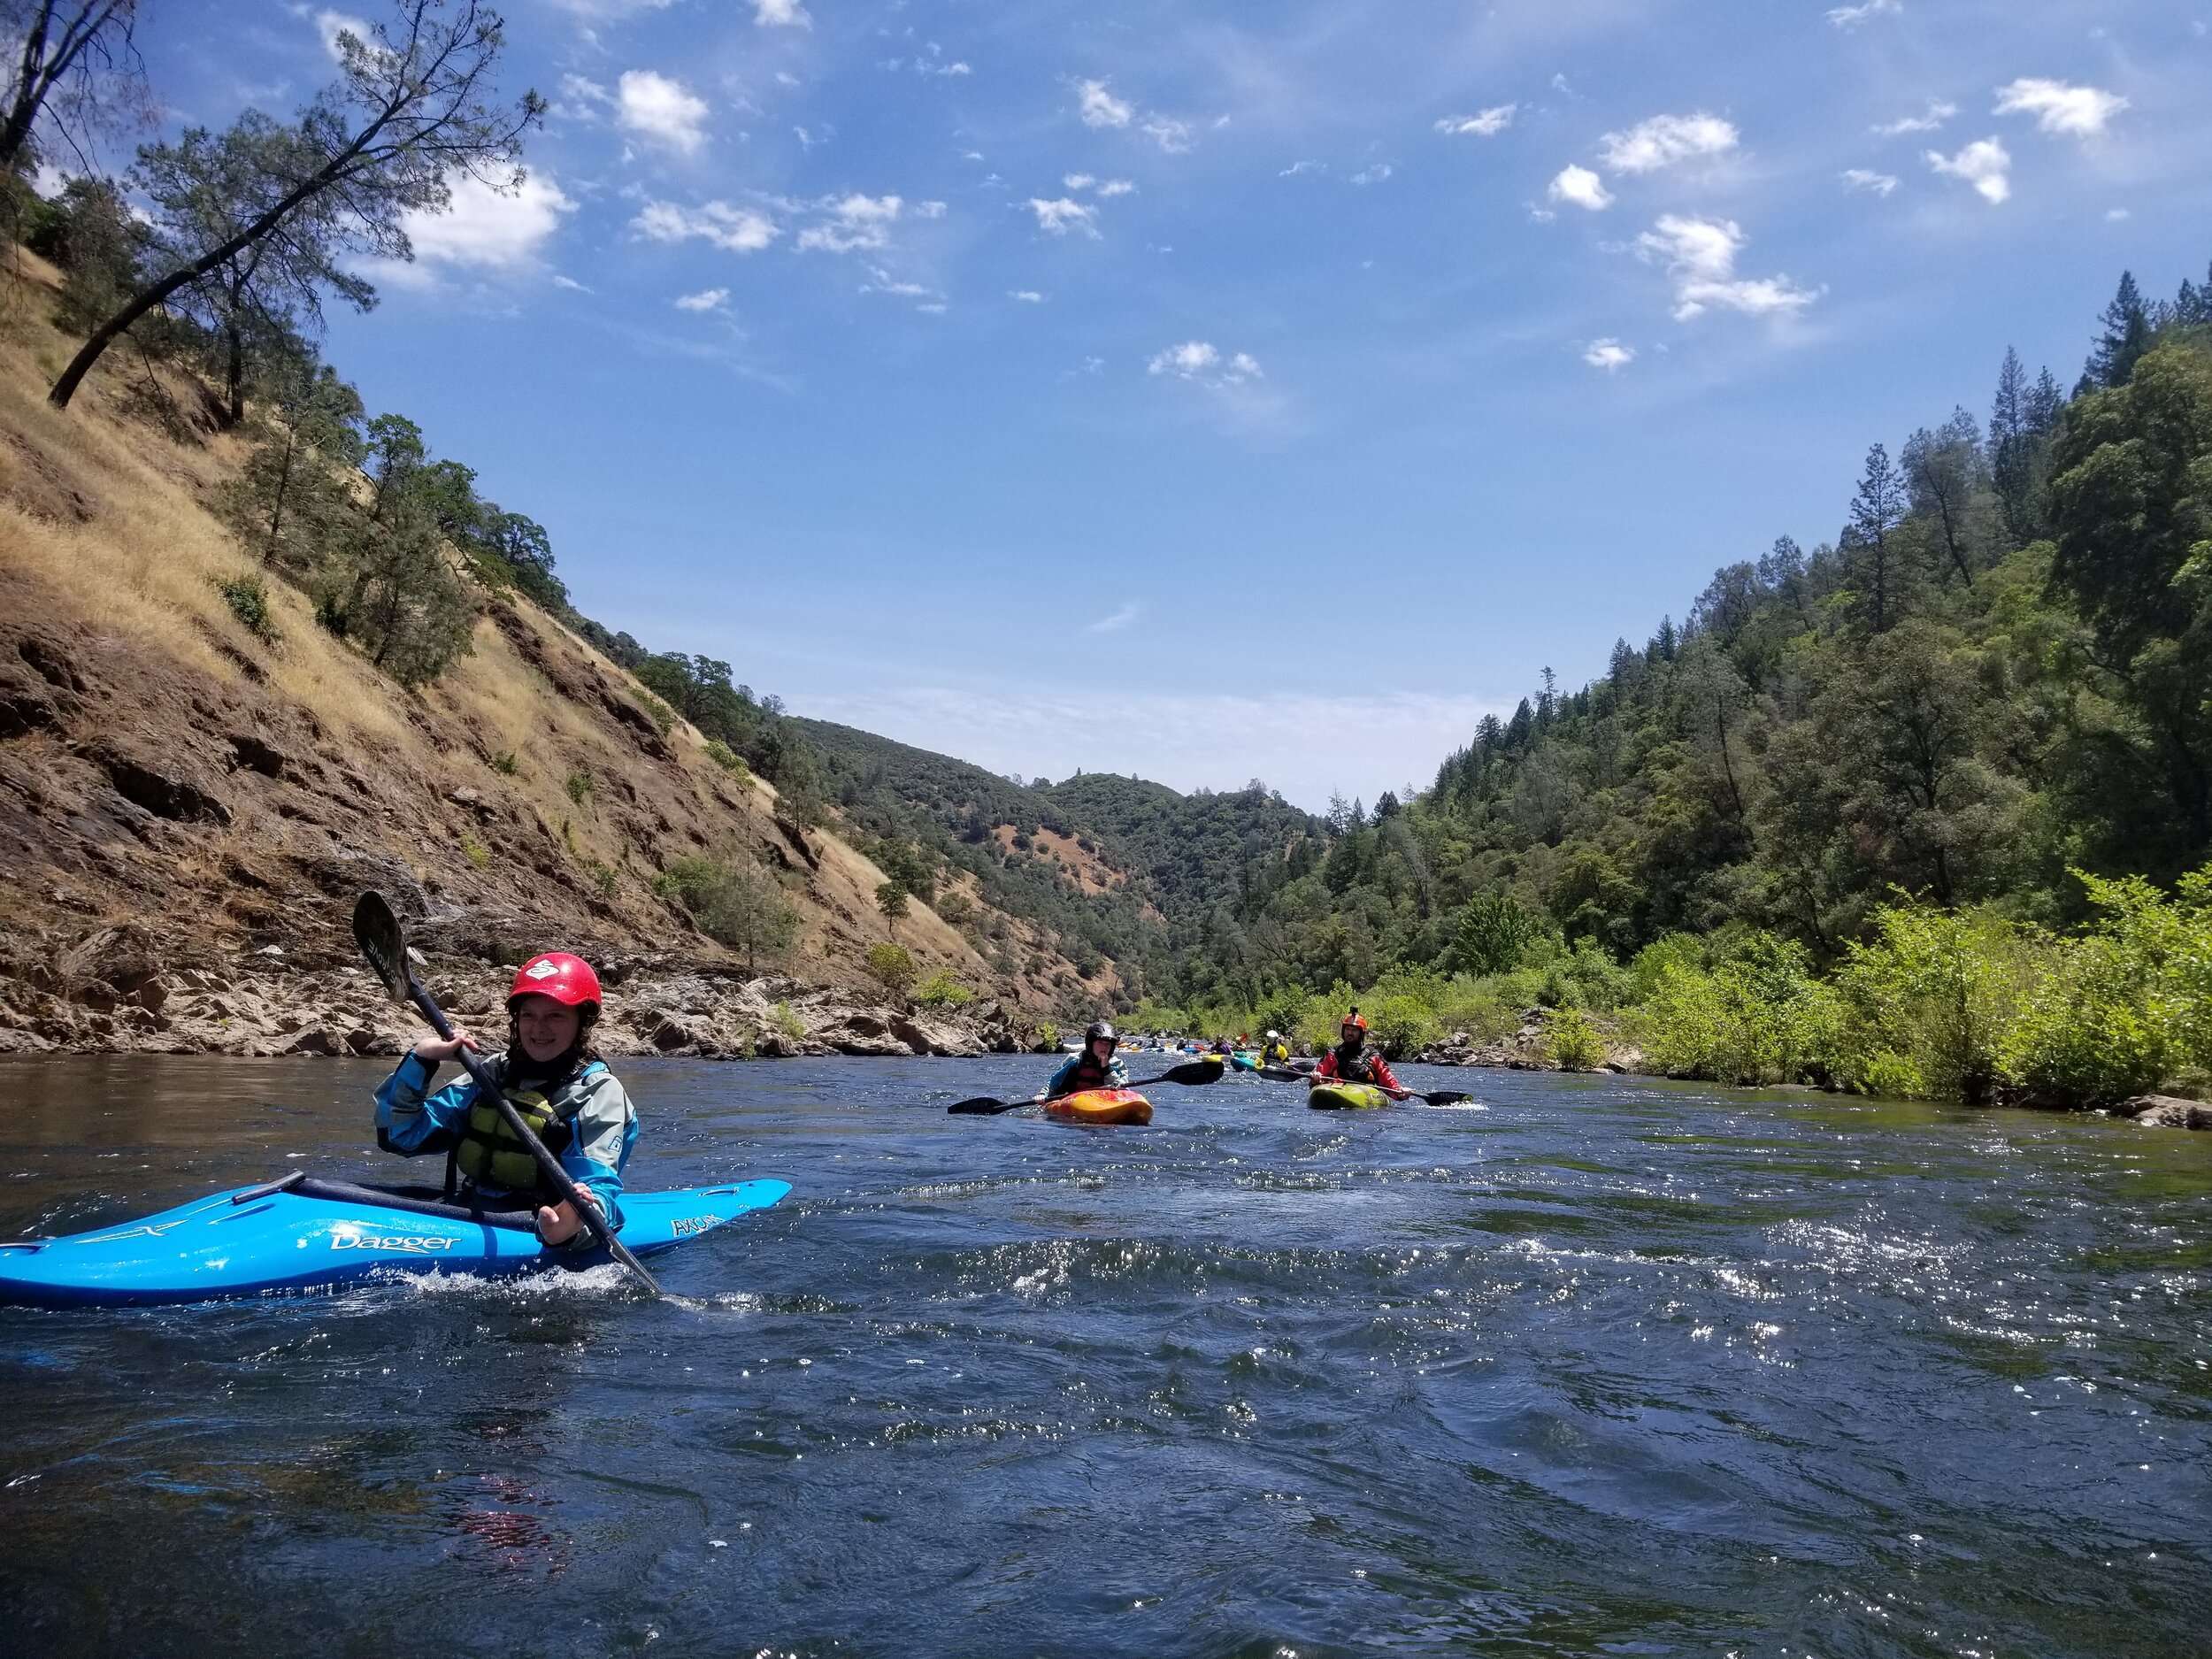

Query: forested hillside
[{"left": 1118, "top": 257, "right": 2212, "bottom": 1106}]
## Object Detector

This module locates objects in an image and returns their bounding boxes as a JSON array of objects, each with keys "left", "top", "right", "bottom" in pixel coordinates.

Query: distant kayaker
[
  {"left": 1046, "top": 1018, "right": 1129, "bottom": 1097},
  {"left": 373, "top": 951, "right": 638, "bottom": 1247},
  {"left": 1312, "top": 1010, "right": 1405, "bottom": 1095},
  {"left": 1262, "top": 1030, "right": 1290, "bottom": 1064}
]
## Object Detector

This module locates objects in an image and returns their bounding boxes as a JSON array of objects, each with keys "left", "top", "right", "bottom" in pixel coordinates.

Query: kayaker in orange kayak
[
  {"left": 1310, "top": 1010, "right": 1407, "bottom": 1096},
  {"left": 1044, "top": 1019, "right": 1128, "bottom": 1097}
]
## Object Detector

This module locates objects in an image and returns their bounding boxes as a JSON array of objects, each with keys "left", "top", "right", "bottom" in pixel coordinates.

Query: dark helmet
[{"left": 1085, "top": 1019, "right": 1118, "bottom": 1044}]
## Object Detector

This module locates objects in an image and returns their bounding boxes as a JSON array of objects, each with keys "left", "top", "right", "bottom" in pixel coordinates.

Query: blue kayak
[{"left": 0, "top": 1172, "right": 790, "bottom": 1308}]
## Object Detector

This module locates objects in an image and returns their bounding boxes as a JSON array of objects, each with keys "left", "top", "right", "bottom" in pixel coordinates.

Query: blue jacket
[{"left": 374, "top": 1051, "right": 636, "bottom": 1231}]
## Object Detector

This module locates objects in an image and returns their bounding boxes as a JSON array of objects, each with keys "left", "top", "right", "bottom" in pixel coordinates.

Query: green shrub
[
  {"left": 640, "top": 693, "right": 674, "bottom": 736},
  {"left": 1835, "top": 904, "right": 2039, "bottom": 1102},
  {"left": 1632, "top": 943, "right": 1843, "bottom": 1087},
  {"left": 866, "top": 941, "right": 917, "bottom": 999},
  {"left": 565, "top": 770, "right": 594, "bottom": 807},
  {"left": 2001, "top": 867, "right": 2212, "bottom": 1102},
  {"left": 490, "top": 749, "right": 519, "bottom": 776},
  {"left": 914, "top": 970, "right": 973, "bottom": 1010},
  {"left": 704, "top": 739, "right": 751, "bottom": 783},
  {"left": 1034, "top": 1020, "right": 1060, "bottom": 1050},
  {"left": 459, "top": 831, "right": 490, "bottom": 870},
  {"left": 213, "top": 573, "right": 280, "bottom": 646},
  {"left": 584, "top": 858, "right": 618, "bottom": 900},
  {"left": 1366, "top": 991, "right": 1440, "bottom": 1058},
  {"left": 1542, "top": 1008, "right": 1606, "bottom": 1071},
  {"left": 656, "top": 854, "right": 799, "bottom": 970},
  {"left": 771, "top": 1001, "right": 807, "bottom": 1042}
]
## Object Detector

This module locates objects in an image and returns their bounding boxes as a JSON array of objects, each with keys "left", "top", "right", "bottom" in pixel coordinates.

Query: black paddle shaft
[{"left": 352, "top": 894, "right": 662, "bottom": 1295}]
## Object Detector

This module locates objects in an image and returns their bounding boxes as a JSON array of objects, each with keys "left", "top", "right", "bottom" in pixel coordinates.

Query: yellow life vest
[{"left": 454, "top": 1087, "right": 572, "bottom": 1195}]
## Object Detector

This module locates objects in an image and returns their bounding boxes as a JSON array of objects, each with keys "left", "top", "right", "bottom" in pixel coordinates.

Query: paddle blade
[
  {"left": 351, "top": 892, "right": 411, "bottom": 1002},
  {"left": 1164, "top": 1059, "right": 1224, "bottom": 1087},
  {"left": 947, "top": 1097, "right": 1013, "bottom": 1116},
  {"left": 1421, "top": 1091, "right": 1472, "bottom": 1106}
]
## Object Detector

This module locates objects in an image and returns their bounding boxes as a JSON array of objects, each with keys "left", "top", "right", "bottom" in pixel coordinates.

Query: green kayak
[{"left": 1309, "top": 1081, "right": 1391, "bottom": 1110}]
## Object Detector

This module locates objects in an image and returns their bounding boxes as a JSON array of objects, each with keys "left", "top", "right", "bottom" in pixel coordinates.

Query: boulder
[
  {"left": 891, "top": 1013, "right": 986, "bottom": 1058},
  {"left": 2116, "top": 1094, "right": 2212, "bottom": 1130},
  {"left": 86, "top": 741, "right": 232, "bottom": 825},
  {"left": 58, "top": 922, "right": 163, "bottom": 994},
  {"left": 649, "top": 1014, "right": 695, "bottom": 1053},
  {"left": 286, "top": 1026, "right": 343, "bottom": 1056}
]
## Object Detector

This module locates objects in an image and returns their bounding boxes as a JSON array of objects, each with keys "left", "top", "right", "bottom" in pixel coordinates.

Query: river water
[{"left": 1, "top": 1056, "right": 2208, "bottom": 1658}]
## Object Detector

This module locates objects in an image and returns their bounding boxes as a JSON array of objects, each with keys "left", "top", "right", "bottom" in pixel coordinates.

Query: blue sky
[{"left": 134, "top": 0, "right": 2212, "bottom": 810}]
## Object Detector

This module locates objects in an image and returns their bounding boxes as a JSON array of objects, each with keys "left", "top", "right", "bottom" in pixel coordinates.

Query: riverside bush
[
  {"left": 866, "top": 942, "right": 917, "bottom": 999},
  {"left": 1834, "top": 905, "right": 2040, "bottom": 1102},
  {"left": 1542, "top": 1008, "right": 1606, "bottom": 1071},
  {"left": 914, "top": 970, "right": 973, "bottom": 1010},
  {"left": 213, "top": 573, "right": 280, "bottom": 646},
  {"left": 1632, "top": 933, "right": 1842, "bottom": 1087}
]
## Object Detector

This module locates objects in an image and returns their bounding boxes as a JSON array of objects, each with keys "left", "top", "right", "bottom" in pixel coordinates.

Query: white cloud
[
  {"left": 793, "top": 124, "right": 823, "bottom": 151},
  {"left": 1548, "top": 164, "right": 1612, "bottom": 211},
  {"left": 1842, "top": 168, "right": 1900, "bottom": 195},
  {"left": 1583, "top": 338, "right": 1634, "bottom": 371},
  {"left": 1635, "top": 214, "right": 1821, "bottom": 321},
  {"left": 1009, "top": 289, "right": 1045, "bottom": 303},
  {"left": 1993, "top": 78, "right": 2129, "bottom": 139},
  {"left": 1279, "top": 159, "right": 1325, "bottom": 178},
  {"left": 1826, "top": 0, "right": 1901, "bottom": 27},
  {"left": 1925, "top": 137, "right": 2010, "bottom": 204},
  {"left": 1597, "top": 111, "right": 1739, "bottom": 173},
  {"left": 915, "top": 200, "right": 948, "bottom": 218},
  {"left": 556, "top": 73, "right": 612, "bottom": 120},
  {"left": 1141, "top": 114, "right": 1194, "bottom": 153},
  {"left": 313, "top": 11, "right": 373, "bottom": 61},
  {"left": 1025, "top": 196, "right": 1101, "bottom": 237},
  {"left": 1526, "top": 204, "right": 1555, "bottom": 223},
  {"left": 618, "top": 70, "right": 710, "bottom": 154},
  {"left": 1096, "top": 179, "right": 1135, "bottom": 197},
  {"left": 796, "top": 194, "right": 903, "bottom": 254},
  {"left": 1086, "top": 603, "right": 1141, "bottom": 634},
  {"left": 1436, "top": 105, "right": 1516, "bottom": 137},
  {"left": 674, "top": 287, "right": 729, "bottom": 311},
  {"left": 1148, "top": 341, "right": 1263, "bottom": 386},
  {"left": 631, "top": 198, "right": 780, "bottom": 253},
  {"left": 1351, "top": 163, "right": 1393, "bottom": 185},
  {"left": 1077, "top": 78, "right": 1133, "bottom": 129},
  {"left": 401, "top": 171, "right": 576, "bottom": 270},
  {"left": 2106, "top": 206, "right": 2130, "bottom": 222},
  {"left": 551, "top": 273, "right": 594, "bottom": 293},
  {"left": 1873, "top": 101, "right": 1957, "bottom": 136},
  {"left": 860, "top": 265, "right": 933, "bottom": 298},
  {"left": 775, "top": 70, "right": 800, "bottom": 88},
  {"left": 1063, "top": 173, "right": 1095, "bottom": 191},
  {"left": 754, "top": 0, "right": 810, "bottom": 28}
]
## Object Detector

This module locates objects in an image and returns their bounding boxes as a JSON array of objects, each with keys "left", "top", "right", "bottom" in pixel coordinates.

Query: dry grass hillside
[{"left": 0, "top": 249, "right": 1087, "bottom": 1021}]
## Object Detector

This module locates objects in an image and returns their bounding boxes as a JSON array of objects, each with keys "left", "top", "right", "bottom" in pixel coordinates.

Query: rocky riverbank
[{"left": 0, "top": 921, "right": 1048, "bottom": 1061}]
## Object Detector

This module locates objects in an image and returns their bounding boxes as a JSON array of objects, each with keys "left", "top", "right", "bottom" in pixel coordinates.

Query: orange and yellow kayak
[{"left": 1043, "top": 1087, "right": 1153, "bottom": 1125}]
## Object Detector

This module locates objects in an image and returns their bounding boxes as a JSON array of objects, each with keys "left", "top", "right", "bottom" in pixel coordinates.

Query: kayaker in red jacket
[{"left": 1311, "top": 1010, "right": 1406, "bottom": 1095}]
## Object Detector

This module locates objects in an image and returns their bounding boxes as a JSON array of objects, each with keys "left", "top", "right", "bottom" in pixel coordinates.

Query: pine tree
[
  {"left": 2083, "top": 271, "right": 2151, "bottom": 390},
  {"left": 1843, "top": 442, "right": 1908, "bottom": 632},
  {"left": 1991, "top": 347, "right": 2036, "bottom": 547}
]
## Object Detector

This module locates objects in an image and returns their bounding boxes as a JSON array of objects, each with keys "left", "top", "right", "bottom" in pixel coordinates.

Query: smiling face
[{"left": 512, "top": 995, "right": 582, "bottom": 1063}]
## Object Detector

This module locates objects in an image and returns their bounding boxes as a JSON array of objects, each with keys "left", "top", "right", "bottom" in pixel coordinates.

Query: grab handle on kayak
[{"left": 230, "top": 1171, "right": 308, "bottom": 1205}]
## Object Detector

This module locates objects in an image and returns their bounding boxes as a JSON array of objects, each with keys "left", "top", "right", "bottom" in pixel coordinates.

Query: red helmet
[
  {"left": 508, "top": 952, "right": 603, "bottom": 1012},
  {"left": 1341, "top": 1010, "right": 1368, "bottom": 1033}
]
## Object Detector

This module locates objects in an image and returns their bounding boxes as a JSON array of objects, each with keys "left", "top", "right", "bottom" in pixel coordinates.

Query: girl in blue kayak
[
  {"left": 373, "top": 951, "right": 638, "bottom": 1246},
  {"left": 1044, "top": 1019, "right": 1128, "bottom": 1097}
]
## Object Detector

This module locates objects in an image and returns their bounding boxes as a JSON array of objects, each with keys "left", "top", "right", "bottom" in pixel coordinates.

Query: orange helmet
[
  {"left": 507, "top": 952, "right": 603, "bottom": 1012},
  {"left": 1341, "top": 1010, "right": 1367, "bottom": 1033}
]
